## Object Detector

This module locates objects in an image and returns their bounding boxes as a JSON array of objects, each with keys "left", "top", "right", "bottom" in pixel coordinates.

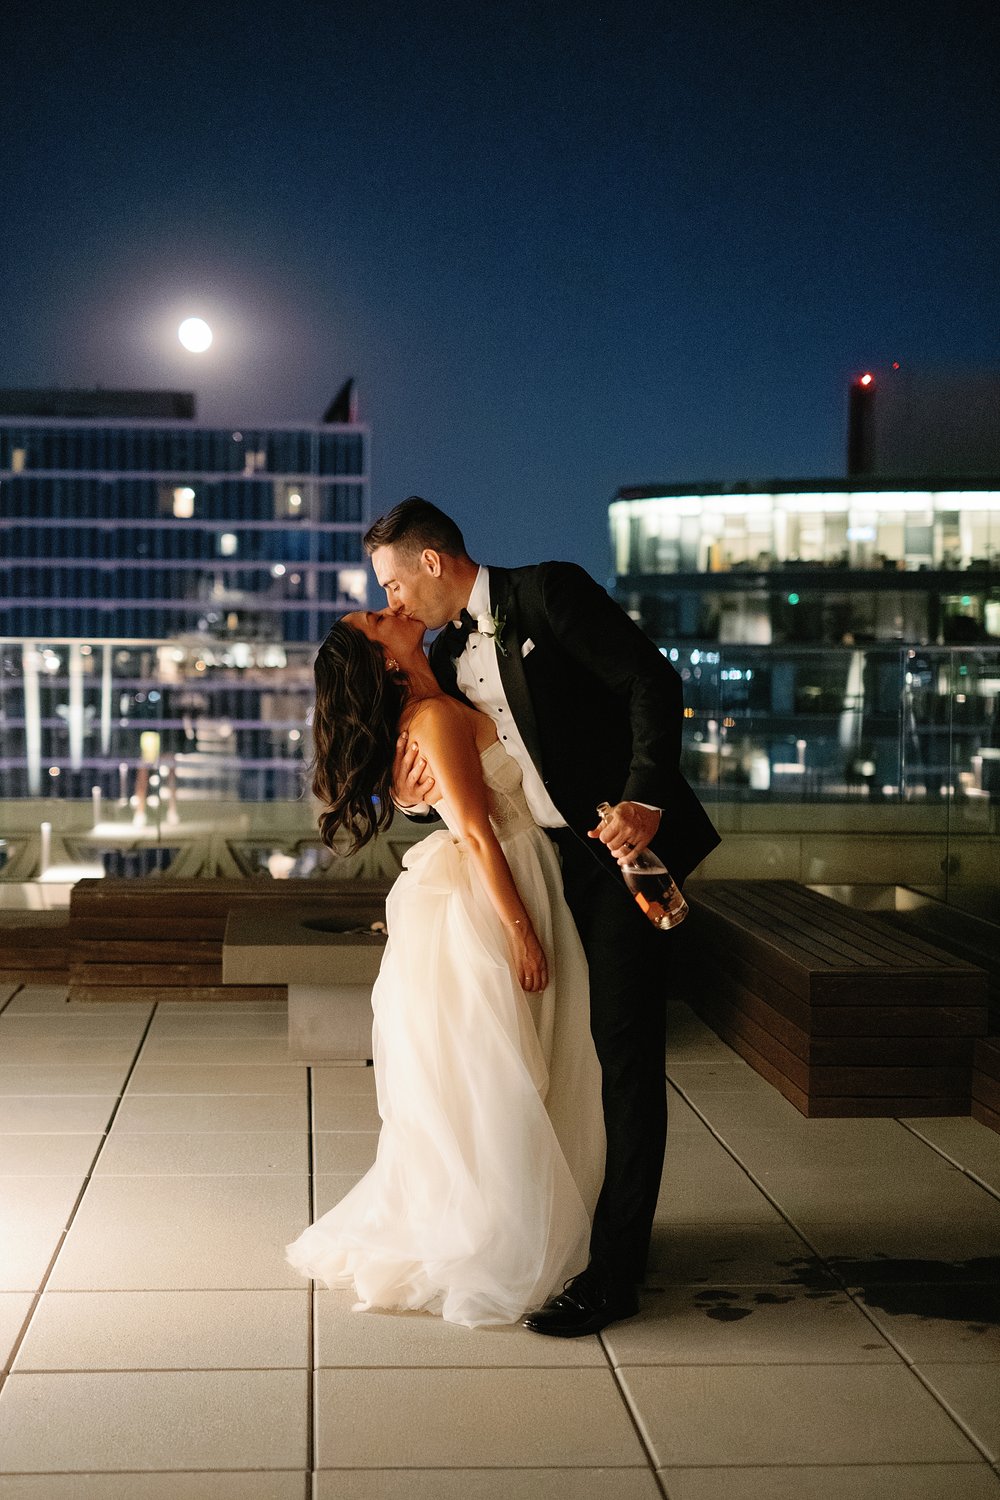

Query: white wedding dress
[{"left": 285, "top": 739, "right": 605, "bottom": 1328}]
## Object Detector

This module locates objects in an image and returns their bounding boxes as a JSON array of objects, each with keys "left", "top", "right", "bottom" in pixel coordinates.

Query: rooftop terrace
[{"left": 1, "top": 983, "right": 999, "bottom": 1494}]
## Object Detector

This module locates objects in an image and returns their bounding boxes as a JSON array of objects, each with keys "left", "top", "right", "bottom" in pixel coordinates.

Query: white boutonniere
[{"left": 476, "top": 607, "right": 508, "bottom": 656}]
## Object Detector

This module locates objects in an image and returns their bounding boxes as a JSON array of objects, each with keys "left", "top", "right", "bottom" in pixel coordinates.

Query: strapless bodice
[{"left": 435, "top": 739, "right": 536, "bottom": 843}]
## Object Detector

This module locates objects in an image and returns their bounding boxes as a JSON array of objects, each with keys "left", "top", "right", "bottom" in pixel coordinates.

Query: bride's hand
[
  {"left": 391, "top": 733, "right": 435, "bottom": 809},
  {"left": 506, "top": 920, "right": 548, "bottom": 993}
]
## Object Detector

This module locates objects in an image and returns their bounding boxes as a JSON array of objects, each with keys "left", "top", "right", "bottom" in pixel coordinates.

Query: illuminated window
[{"left": 172, "top": 486, "right": 195, "bottom": 518}]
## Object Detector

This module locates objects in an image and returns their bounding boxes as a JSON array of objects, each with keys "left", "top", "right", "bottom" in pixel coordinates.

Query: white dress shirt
[{"left": 455, "top": 567, "right": 567, "bottom": 829}]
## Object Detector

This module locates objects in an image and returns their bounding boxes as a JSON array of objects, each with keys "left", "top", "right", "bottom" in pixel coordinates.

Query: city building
[
  {"left": 611, "top": 476, "right": 1000, "bottom": 647},
  {"left": 0, "top": 386, "right": 369, "bottom": 644},
  {"left": 608, "top": 375, "right": 1000, "bottom": 872},
  {"left": 0, "top": 387, "right": 369, "bottom": 802}
]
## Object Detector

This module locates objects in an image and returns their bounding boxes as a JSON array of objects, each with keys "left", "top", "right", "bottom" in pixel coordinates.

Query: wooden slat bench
[
  {"left": 685, "top": 881, "right": 989, "bottom": 1118},
  {"left": 0, "top": 912, "right": 70, "bottom": 985},
  {"left": 882, "top": 901, "right": 1000, "bottom": 1137},
  {"left": 68, "top": 879, "right": 391, "bottom": 1003},
  {"left": 972, "top": 1038, "right": 1000, "bottom": 1133}
]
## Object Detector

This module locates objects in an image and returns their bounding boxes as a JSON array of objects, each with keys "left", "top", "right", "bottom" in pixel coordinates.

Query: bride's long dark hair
[{"left": 310, "top": 618, "right": 407, "bottom": 854}]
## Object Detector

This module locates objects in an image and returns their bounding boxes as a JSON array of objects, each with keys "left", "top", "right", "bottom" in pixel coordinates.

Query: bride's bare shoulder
[{"left": 404, "top": 695, "right": 469, "bottom": 737}]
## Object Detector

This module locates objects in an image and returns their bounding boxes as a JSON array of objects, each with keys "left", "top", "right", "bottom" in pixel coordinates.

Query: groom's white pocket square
[{"left": 521, "top": 638, "right": 535, "bottom": 659}]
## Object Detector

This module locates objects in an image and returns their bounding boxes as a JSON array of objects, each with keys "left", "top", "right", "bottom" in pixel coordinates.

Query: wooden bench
[
  {"left": 685, "top": 881, "right": 989, "bottom": 1118},
  {"left": 68, "top": 879, "right": 391, "bottom": 1003},
  {"left": 882, "top": 901, "right": 1000, "bottom": 1136},
  {"left": 0, "top": 912, "right": 70, "bottom": 985}
]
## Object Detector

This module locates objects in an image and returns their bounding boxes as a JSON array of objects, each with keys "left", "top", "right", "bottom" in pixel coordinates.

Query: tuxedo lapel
[
  {"left": 429, "top": 625, "right": 465, "bottom": 703},
  {"left": 490, "top": 567, "right": 545, "bottom": 774}
]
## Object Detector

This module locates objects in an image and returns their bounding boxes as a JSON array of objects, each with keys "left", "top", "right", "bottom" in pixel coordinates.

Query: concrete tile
[
  {"left": 728, "top": 1122, "right": 950, "bottom": 1173},
  {"left": 309, "top": 1063, "right": 377, "bottom": 1097},
  {"left": 313, "top": 1471, "right": 661, "bottom": 1499},
  {"left": 0, "top": 1293, "right": 33, "bottom": 1367},
  {"left": 313, "top": 1132, "right": 378, "bottom": 1176},
  {"left": 657, "top": 1463, "right": 1000, "bottom": 1500},
  {"left": 47, "top": 1174, "right": 308, "bottom": 1290},
  {"left": 127, "top": 1063, "right": 307, "bottom": 1095},
  {"left": 156, "top": 1001, "right": 288, "bottom": 1014},
  {"left": 0, "top": 1065, "right": 129, "bottom": 1096},
  {"left": 313, "top": 1092, "right": 382, "bottom": 1132},
  {"left": 858, "top": 1287, "right": 1000, "bottom": 1364},
  {"left": 618, "top": 1364, "right": 981, "bottom": 1467},
  {"left": 0, "top": 987, "right": 69, "bottom": 1013},
  {"left": 0, "top": 1095, "right": 117, "bottom": 1133},
  {"left": 112, "top": 1092, "right": 308, "bottom": 1132},
  {"left": 917, "top": 1363, "right": 1000, "bottom": 1461},
  {"left": 0, "top": 1039, "right": 140, "bottom": 1067},
  {"left": 313, "top": 1174, "right": 364, "bottom": 1216},
  {"left": 93, "top": 1130, "right": 307, "bottom": 1176},
  {"left": 0, "top": 1134, "right": 103, "bottom": 1176},
  {"left": 146, "top": 1013, "right": 287, "bottom": 1039},
  {"left": 646, "top": 1222, "right": 837, "bottom": 1288},
  {"left": 667, "top": 1006, "right": 740, "bottom": 1063},
  {"left": 0, "top": 1175, "right": 86, "bottom": 1233},
  {"left": 905, "top": 1118, "right": 1000, "bottom": 1197},
  {"left": 662, "top": 1103, "right": 713, "bottom": 1139},
  {"left": 655, "top": 1147, "right": 781, "bottom": 1224},
  {"left": 679, "top": 1086, "right": 815, "bottom": 1135},
  {"left": 796, "top": 1215, "right": 1000, "bottom": 1266},
  {"left": 1, "top": 1230, "right": 64, "bottom": 1292},
  {"left": 668, "top": 1061, "right": 776, "bottom": 1096},
  {"left": 0, "top": 1369, "right": 308, "bottom": 1470},
  {"left": 0, "top": 1014, "right": 148, "bottom": 1039},
  {"left": 14, "top": 1289, "right": 309, "bottom": 1371},
  {"left": 137, "top": 1037, "right": 292, "bottom": 1066},
  {"left": 315, "top": 1367, "right": 646, "bottom": 1467},
  {"left": 314, "top": 1287, "right": 605, "bottom": 1367},
  {"left": 0, "top": 1478, "right": 306, "bottom": 1500},
  {"left": 752, "top": 1164, "right": 997, "bottom": 1221},
  {"left": 604, "top": 1284, "right": 895, "bottom": 1366}
]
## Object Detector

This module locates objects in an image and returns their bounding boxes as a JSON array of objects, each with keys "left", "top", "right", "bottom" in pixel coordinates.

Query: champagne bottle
[{"left": 596, "top": 802, "right": 689, "bottom": 930}]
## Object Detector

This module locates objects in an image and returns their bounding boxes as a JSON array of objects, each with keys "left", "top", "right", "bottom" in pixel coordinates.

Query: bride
[{"left": 285, "top": 607, "right": 605, "bottom": 1328}]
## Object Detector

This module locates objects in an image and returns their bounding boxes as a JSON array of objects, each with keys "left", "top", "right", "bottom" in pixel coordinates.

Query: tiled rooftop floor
[{"left": 1, "top": 980, "right": 999, "bottom": 1498}]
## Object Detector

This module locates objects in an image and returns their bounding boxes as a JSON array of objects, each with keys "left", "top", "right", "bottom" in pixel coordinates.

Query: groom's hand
[
  {"left": 391, "top": 733, "right": 435, "bottom": 811},
  {"left": 588, "top": 801, "right": 661, "bottom": 863}
]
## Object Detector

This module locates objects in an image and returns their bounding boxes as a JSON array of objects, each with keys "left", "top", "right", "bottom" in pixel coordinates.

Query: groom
[{"left": 365, "top": 496, "right": 719, "bottom": 1336}]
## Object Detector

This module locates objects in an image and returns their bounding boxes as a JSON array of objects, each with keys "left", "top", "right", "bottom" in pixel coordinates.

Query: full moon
[{"left": 178, "top": 317, "right": 213, "bottom": 352}]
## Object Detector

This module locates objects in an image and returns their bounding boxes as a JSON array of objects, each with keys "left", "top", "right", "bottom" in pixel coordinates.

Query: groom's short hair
[{"left": 364, "top": 496, "right": 468, "bottom": 561}]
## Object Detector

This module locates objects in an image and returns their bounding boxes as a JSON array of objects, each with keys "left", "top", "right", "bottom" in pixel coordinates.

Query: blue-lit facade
[{"left": 0, "top": 414, "right": 369, "bottom": 643}]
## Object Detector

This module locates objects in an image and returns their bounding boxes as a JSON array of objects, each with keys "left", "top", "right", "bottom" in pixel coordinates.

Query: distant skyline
[{"left": 3, "top": 0, "right": 998, "bottom": 583}]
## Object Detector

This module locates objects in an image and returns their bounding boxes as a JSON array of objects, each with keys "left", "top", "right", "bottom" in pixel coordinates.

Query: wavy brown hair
[{"left": 310, "top": 618, "right": 407, "bottom": 854}]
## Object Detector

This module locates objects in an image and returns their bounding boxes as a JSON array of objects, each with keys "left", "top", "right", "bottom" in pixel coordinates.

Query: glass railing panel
[{"left": 1, "top": 635, "right": 997, "bottom": 921}]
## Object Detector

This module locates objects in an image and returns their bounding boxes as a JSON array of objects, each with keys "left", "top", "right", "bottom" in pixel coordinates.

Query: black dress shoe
[{"left": 522, "top": 1268, "right": 639, "bottom": 1338}]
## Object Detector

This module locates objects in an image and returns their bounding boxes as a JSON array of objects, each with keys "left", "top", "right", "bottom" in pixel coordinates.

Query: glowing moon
[{"left": 178, "top": 317, "right": 213, "bottom": 352}]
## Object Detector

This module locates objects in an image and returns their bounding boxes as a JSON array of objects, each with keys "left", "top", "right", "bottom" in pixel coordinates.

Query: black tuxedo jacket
[{"left": 428, "top": 561, "right": 720, "bottom": 885}]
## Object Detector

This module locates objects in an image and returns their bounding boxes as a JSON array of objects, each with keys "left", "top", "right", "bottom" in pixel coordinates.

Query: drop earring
[{"left": 386, "top": 655, "right": 400, "bottom": 672}]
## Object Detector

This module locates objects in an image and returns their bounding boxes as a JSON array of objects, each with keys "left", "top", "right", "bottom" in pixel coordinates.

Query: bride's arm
[{"left": 408, "top": 702, "right": 548, "bottom": 993}]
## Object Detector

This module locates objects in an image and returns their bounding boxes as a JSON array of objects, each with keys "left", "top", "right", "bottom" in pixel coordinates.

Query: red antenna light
[
  {"left": 892, "top": 361, "right": 900, "bottom": 370},
  {"left": 859, "top": 372, "right": 874, "bottom": 387}
]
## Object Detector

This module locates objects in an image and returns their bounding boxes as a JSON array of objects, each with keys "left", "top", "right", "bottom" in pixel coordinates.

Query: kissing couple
[{"left": 287, "top": 496, "right": 718, "bottom": 1334}]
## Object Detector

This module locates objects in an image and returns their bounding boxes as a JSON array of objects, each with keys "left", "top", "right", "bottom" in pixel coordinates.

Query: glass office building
[
  {"left": 609, "top": 479, "right": 1000, "bottom": 923},
  {"left": 611, "top": 480, "right": 1000, "bottom": 647},
  {"left": 0, "top": 394, "right": 369, "bottom": 644},
  {"left": 0, "top": 390, "right": 369, "bottom": 803}
]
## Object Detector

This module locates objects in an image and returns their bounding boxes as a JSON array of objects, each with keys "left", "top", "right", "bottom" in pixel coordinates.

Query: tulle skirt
[{"left": 285, "top": 826, "right": 605, "bottom": 1327}]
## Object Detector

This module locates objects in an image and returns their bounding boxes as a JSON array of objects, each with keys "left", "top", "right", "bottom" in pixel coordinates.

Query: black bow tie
[{"left": 448, "top": 608, "right": 478, "bottom": 656}]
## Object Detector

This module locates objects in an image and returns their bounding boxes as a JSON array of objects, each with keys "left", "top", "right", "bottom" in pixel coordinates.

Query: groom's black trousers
[{"left": 550, "top": 829, "right": 669, "bottom": 1288}]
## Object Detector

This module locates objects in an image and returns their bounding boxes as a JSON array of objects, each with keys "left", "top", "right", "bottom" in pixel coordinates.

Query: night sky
[{"left": 3, "top": 1, "right": 998, "bottom": 584}]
